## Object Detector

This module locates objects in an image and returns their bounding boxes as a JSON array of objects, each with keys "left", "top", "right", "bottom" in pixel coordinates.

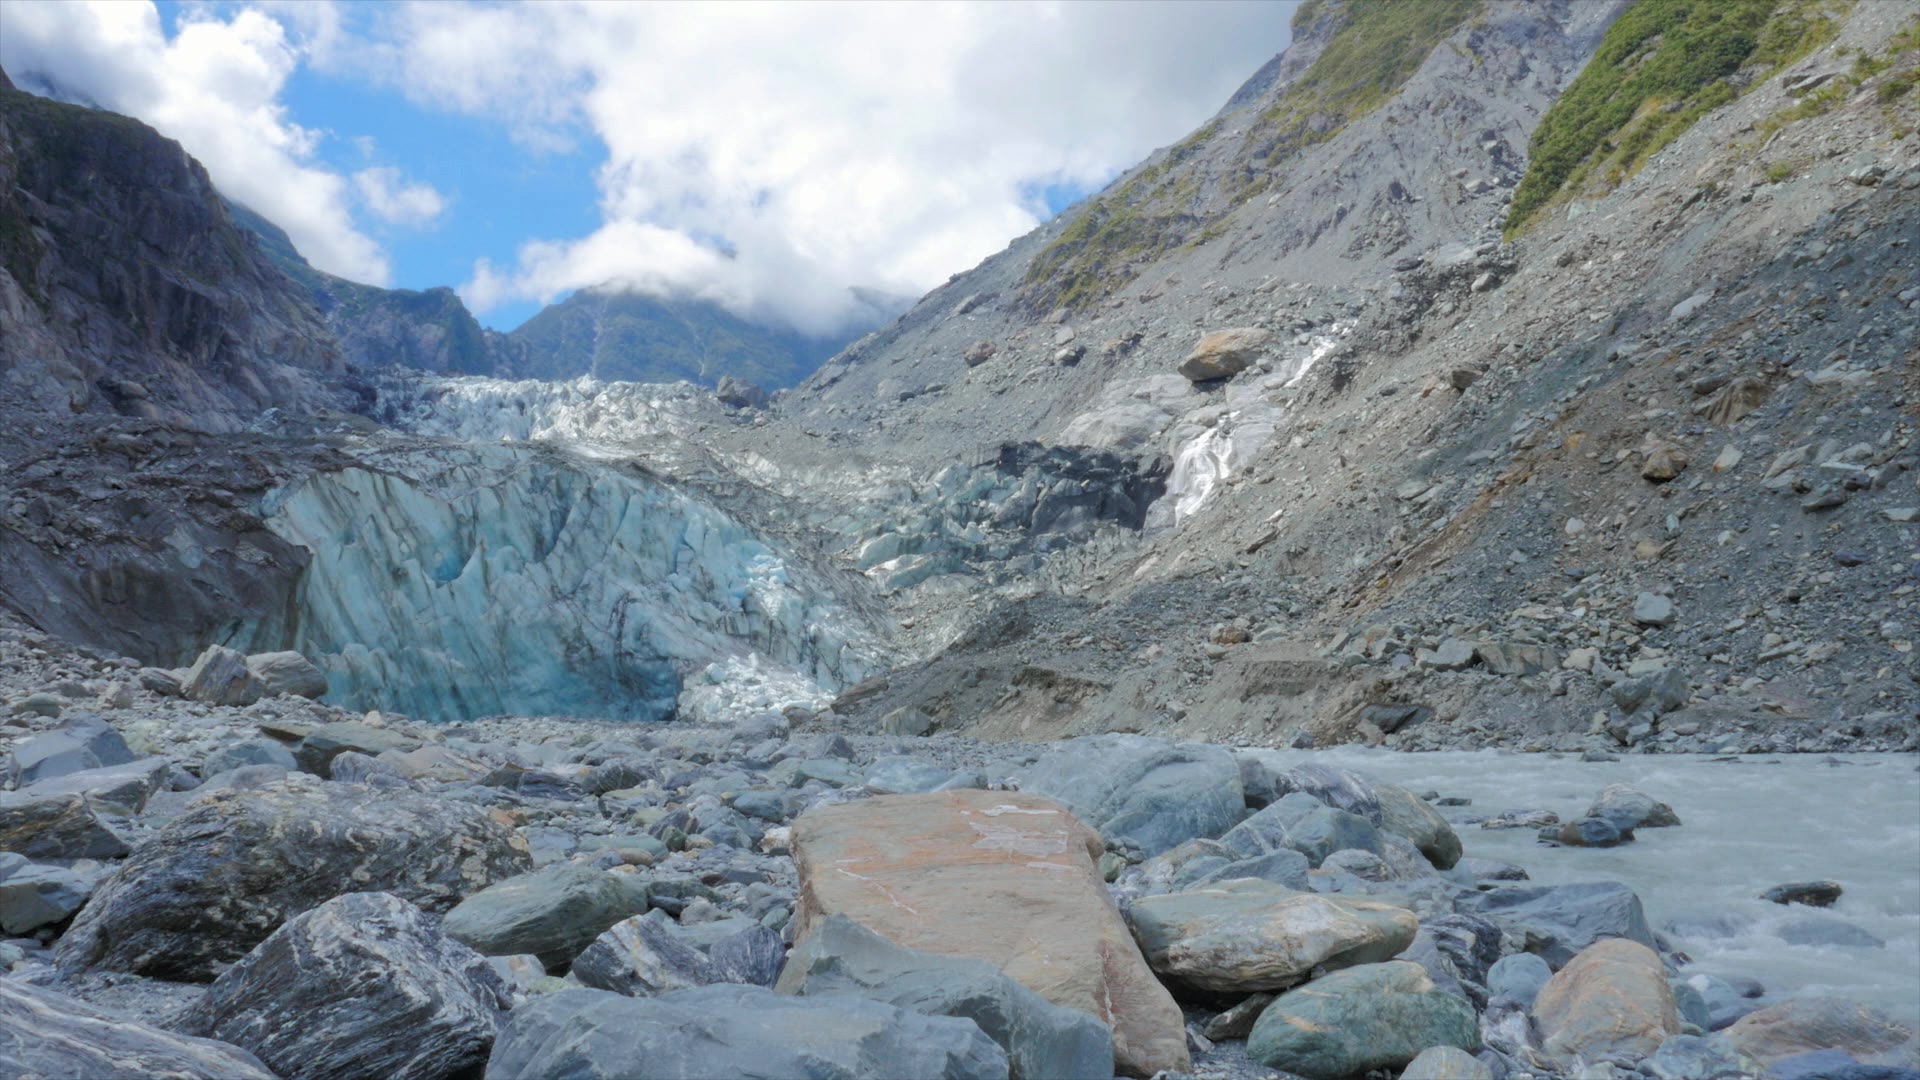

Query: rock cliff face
[{"left": 0, "top": 81, "right": 343, "bottom": 431}]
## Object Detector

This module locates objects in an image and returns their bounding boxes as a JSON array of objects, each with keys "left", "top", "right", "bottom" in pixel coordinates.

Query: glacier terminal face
[{"left": 234, "top": 443, "right": 891, "bottom": 723}]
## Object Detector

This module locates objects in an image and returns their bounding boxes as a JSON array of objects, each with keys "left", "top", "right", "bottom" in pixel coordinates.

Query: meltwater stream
[{"left": 1263, "top": 748, "right": 1920, "bottom": 1028}]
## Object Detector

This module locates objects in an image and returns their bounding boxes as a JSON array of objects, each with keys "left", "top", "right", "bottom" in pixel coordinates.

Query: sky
[{"left": 0, "top": 0, "right": 1295, "bottom": 333}]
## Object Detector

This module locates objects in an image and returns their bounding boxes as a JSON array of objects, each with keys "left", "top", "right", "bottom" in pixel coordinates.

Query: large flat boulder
[
  {"left": 1722, "top": 998, "right": 1915, "bottom": 1067},
  {"left": 1127, "top": 878, "right": 1417, "bottom": 993},
  {"left": 22, "top": 756, "right": 171, "bottom": 813},
  {"left": 56, "top": 774, "right": 531, "bottom": 980},
  {"left": 486, "top": 985, "right": 1008, "bottom": 1080},
  {"left": 781, "top": 913, "right": 1113, "bottom": 1080},
  {"left": 1014, "top": 734, "right": 1243, "bottom": 859},
  {"left": 1534, "top": 938, "right": 1679, "bottom": 1062},
  {"left": 1247, "top": 960, "right": 1480, "bottom": 1078},
  {"left": 0, "top": 790, "right": 131, "bottom": 858},
  {"left": 1178, "top": 327, "right": 1272, "bottom": 381},
  {"left": 791, "top": 789, "right": 1188, "bottom": 1077},
  {"left": 0, "top": 979, "right": 276, "bottom": 1080},
  {"left": 179, "top": 892, "right": 511, "bottom": 1080},
  {"left": 441, "top": 865, "right": 649, "bottom": 973}
]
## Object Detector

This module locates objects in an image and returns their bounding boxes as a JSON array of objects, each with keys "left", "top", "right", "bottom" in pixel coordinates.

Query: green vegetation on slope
[
  {"left": 1506, "top": 0, "right": 1846, "bottom": 232},
  {"left": 1021, "top": 0, "right": 1480, "bottom": 313}
]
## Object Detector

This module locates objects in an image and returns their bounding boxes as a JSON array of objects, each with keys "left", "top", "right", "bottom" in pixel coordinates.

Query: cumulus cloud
[
  {"left": 353, "top": 166, "right": 447, "bottom": 227},
  {"left": 0, "top": 0, "right": 439, "bottom": 285},
  {"left": 346, "top": 0, "right": 1295, "bottom": 334}
]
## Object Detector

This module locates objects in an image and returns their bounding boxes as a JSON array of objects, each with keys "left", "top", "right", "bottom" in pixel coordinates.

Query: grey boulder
[
  {"left": 56, "top": 773, "right": 531, "bottom": 979},
  {"left": 0, "top": 979, "right": 276, "bottom": 1080},
  {"left": 1015, "top": 734, "right": 1243, "bottom": 859},
  {"left": 1585, "top": 784, "right": 1682, "bottom": 830},
  {"left": 572, "top": 909, "right": 784, "bottom": 995},
  {"left": 486, "top": 985, "right": 1009, "bottom": 1080},
  {"left": 1458, "top": 881, "right": 1657, "bottom": 968},
  {"left": 1487, "top": 952, "right": 1553, "bottom": 1008},
  {"left": 780, "top": 914, "right": 1112, "bottom": 1080},
  {"left": 182, "top": 645, "right": 261, "bottom": 705},
  {"left": 442, "top": 865, "right": 648, "bottom": 972},
  {"left": 21, "top": 756, "right": 171, "bottom": 813},
  {"left": 1247, "top": 960, "right": 1480, "bottom": 1078},
  {"left": 3, "top": 713, "right": 135, "bottom": 785},
  {"left": 244, "top": 650, "right": 329, "bottom": 699},
  {"left": 1238, "top": 757, "right": 1463, "bottom": 869},
  {"left": 0, "top": 790, "right": 131, "bottom": 858},
  {"left": 178, "top": 892, "right": 512, "bottom": 1080},
  {"left": 0, "top": 851, "right": 94, "bottom": 933},
  {"left": 1127, "top": 878, "right": 1417, "bottom": 993},
  {"left": 202, "top": 738, "right": 299, "bottom": 776},
  {"left": 1403, "top": 1045, "right": 1494, "bottom": 1080}
]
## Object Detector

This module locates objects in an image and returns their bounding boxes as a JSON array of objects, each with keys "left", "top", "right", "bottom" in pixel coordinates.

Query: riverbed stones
[
  {"left": 1634, "top": 592, "right": 1678, "bottom": 627},
  {"left": 1014, "top": 734, "right": 1243, "bottom": 860},
  {"left": 789, "top": 788, "right": 1188, "bottom": 1076},
  {"left": 1645, "top": 1034, "right": 1758, "bottom": 1080},
  {"left": 1487, "top": 952, "right": 1553, "bottom": 1008},
  {"left": 1246, "top": 960, "right": 1479, "bottom": 1078},
  {"left": 1458, "top": 881, "right": 1657, "bottom": 967},
  {"left": 0, "top": 852, "right": 92, "bottom": 933},
  {"left": 22, "top": 756, "right": 171, "bottom": 813},
  {"left": 1178, "top": 327, "right": 1272, "bottom": 381},
  {"left": 1723, "top": 998, "right": 1916, "bottom": 1066},
  {"left": 3, "top": 713, "right": 135, "bottom": 785},
  {"left": 1240, "top": 759, "right": 1461, "bottom": 869},
  {"left": 1404, "top": 1045, "right": 1495, "bottom": 1080},
  {"left": 441, "top": 864, "right": 649, "bottom": 972},
  {"left": 0, "top": 979, "right": 277, "bottom": 1080},
  {"left": 781, "top": 914, "right": 1113, "bottom": 1080},
  {"left": 1586, "top": 784, "right": 1682, "bottom": 830},
  {"left": 178, "top": 892, "right": 512, "bottom": 1080},
  {"left": 1534, "top": 939, "right": 1680, "bottom": 1062},
  {"left": 293, "top": 720, "right": 422, "bottom": 775},
  {"left": 56, "top": 773, "right": 531, "bottom": 980},
  {"left": 202, "top": 738, "right": 298, "bottom": 775},
  {"left": 570, "top": 909, "right": 781, "bottom": 995},
  {"left": 486, "top": 985, "right": 1009, "bottom": 1080},
  {"left": 1126, "top": 879, "right": 1417, "bottom": 993}
]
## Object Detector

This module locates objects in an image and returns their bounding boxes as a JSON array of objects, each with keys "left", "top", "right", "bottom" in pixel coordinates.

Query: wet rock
[
  {"left": 1487, "top": 952, "right": 1552, "bottom": 1008},
  {"left": 442, "top": 865, "right": 648, "bottom": 973},
  {"left": 790, "top": 789, "right": 1188, "bottom": 1076},
  {"left": 1246, "top": 960, "right": 1479, "bottom": 1078},
  {"left": 1404, "top": 1045, "right": 1495, "bottom": 1079},
  {"left": 1458, "top": 881, "right": 1656, "bottom": 968},
  {"left": 1127, "top": 878, "right": 1416, "bottom": 993},
  {"left": 178, "top": 892, "right": 511, "bottom": 1080},
  {"left": 781, "top": 913, "right": 1112, "bottom": 1080},
  {"left": 1724, "top": 998, "right": 1915, "bottom": 1068},
  {"left": 486, "top": 985, "right": 1008, "bottom": 1080},
  {"left": 4, "top": 714, "right": 136, "bottom": 786},
  {"left": 0, "top": 790, "right": 132, "bottom": 858},
  {"left": 1178, "top": 327, "right": 1271, "bottom": 381},
  {"left": 1535, "top": 939, "right": 1680, "bottom": 1062},
  {"left": 0, "top": 979, "right": 276, "bottom": 1080},
  {"left": 243, "top": 650, "right": 328, "bottom": 699},
  {"left": 1218, "top": 791, "right": 1380, "bottom": 868},
  {"left": 1586, "top": 784, "right": 1682, "bottom": 830},
  {"left": 1776, "top": 915, "right": 1885, "bottom": 948},
  {"left": 1761, "top": 881, "right": 1843, "bottom": 907},
  {"left": 1554, "top": 817, "right": 1633, "bottom": 847},
  {"left": 57, "top": 773, "right": 530, "bottom": 979},
  {"left": 1015, "top": 734, "right": 1243, "bottom": 860},
  {"left": 0, "top": 852, "right": 92, "bottom": 933}
]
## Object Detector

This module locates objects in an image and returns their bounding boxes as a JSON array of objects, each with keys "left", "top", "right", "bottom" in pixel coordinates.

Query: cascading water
[{"left": 228, "top": 440, "right": 893, "bottom": 723}]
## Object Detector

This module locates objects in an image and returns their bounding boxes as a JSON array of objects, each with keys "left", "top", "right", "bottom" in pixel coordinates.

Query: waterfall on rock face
[{"left": 226, "top": 443, "right": 890, "bottom": 723}]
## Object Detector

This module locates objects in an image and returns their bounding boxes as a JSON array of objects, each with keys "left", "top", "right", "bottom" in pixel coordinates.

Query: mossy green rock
[{"left": 1246, "top": 960, "right": 1479, "bottom": 1079}]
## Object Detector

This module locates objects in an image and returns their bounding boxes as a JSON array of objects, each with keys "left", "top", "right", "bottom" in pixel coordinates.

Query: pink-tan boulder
[
  {"left": 1534, "top": 938, "right": 1679, "bottom": 1062},
  {"left": 788, "top": 789, "right": 1189, "bottom": 1077}
]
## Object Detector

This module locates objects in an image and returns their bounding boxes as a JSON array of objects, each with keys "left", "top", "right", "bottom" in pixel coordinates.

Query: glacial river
[{"left": 1257, "top": 748, "right": 1920, "bottom": 1029}]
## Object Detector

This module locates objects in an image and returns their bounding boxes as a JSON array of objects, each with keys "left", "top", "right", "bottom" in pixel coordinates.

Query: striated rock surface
[
  {"left": 1127, "top": 878, "right": 1417, "bottom": 993},
  {"left": 441, "top": 864, "right": 648, "bottom": 973},
  {"left": 1247, "top": 960, "right": 1480, "bottom": 1078},
  {"left": 56, "top": 773, "right": 531, "bottom": 979},
  {"left": 0, "top": 979, "right": 277, "bottom": 1080},
  {"left": 790, "top": 788, "right": 1189, "bottom": 1077},
  {"left": 178, "top": 891, "right": 512, "bottom": 1080}
]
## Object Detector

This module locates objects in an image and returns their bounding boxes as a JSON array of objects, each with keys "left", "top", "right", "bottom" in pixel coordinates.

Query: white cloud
[
  {"left": 0, "top": 0, "right": 393, "bottom": 284},
  {"left": 353, "top": 165, "right": 446, "bottom": 227},
  {"left": 354, "top": 0, "right": 1296, "bottom": 334}
]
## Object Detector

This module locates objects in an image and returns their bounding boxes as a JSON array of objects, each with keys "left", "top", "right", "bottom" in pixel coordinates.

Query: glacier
[{"left": 228, "top": 441, "right": 895, "bottom": 723}]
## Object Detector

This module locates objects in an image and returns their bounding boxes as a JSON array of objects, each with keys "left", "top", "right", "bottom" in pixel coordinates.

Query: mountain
[
  {"left": 501, "top": 285, "right": 892, "bottom": 390},
  {"left": 0, "top": 73, "right": 343, "bottom": 431},
  {"left": 223, "top": 200, "right": 519, "bottom": 378}
]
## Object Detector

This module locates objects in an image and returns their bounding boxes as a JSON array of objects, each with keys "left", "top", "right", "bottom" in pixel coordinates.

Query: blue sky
[{"left": 9, "top": 1, "right": 1294, "bottom": 334}]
